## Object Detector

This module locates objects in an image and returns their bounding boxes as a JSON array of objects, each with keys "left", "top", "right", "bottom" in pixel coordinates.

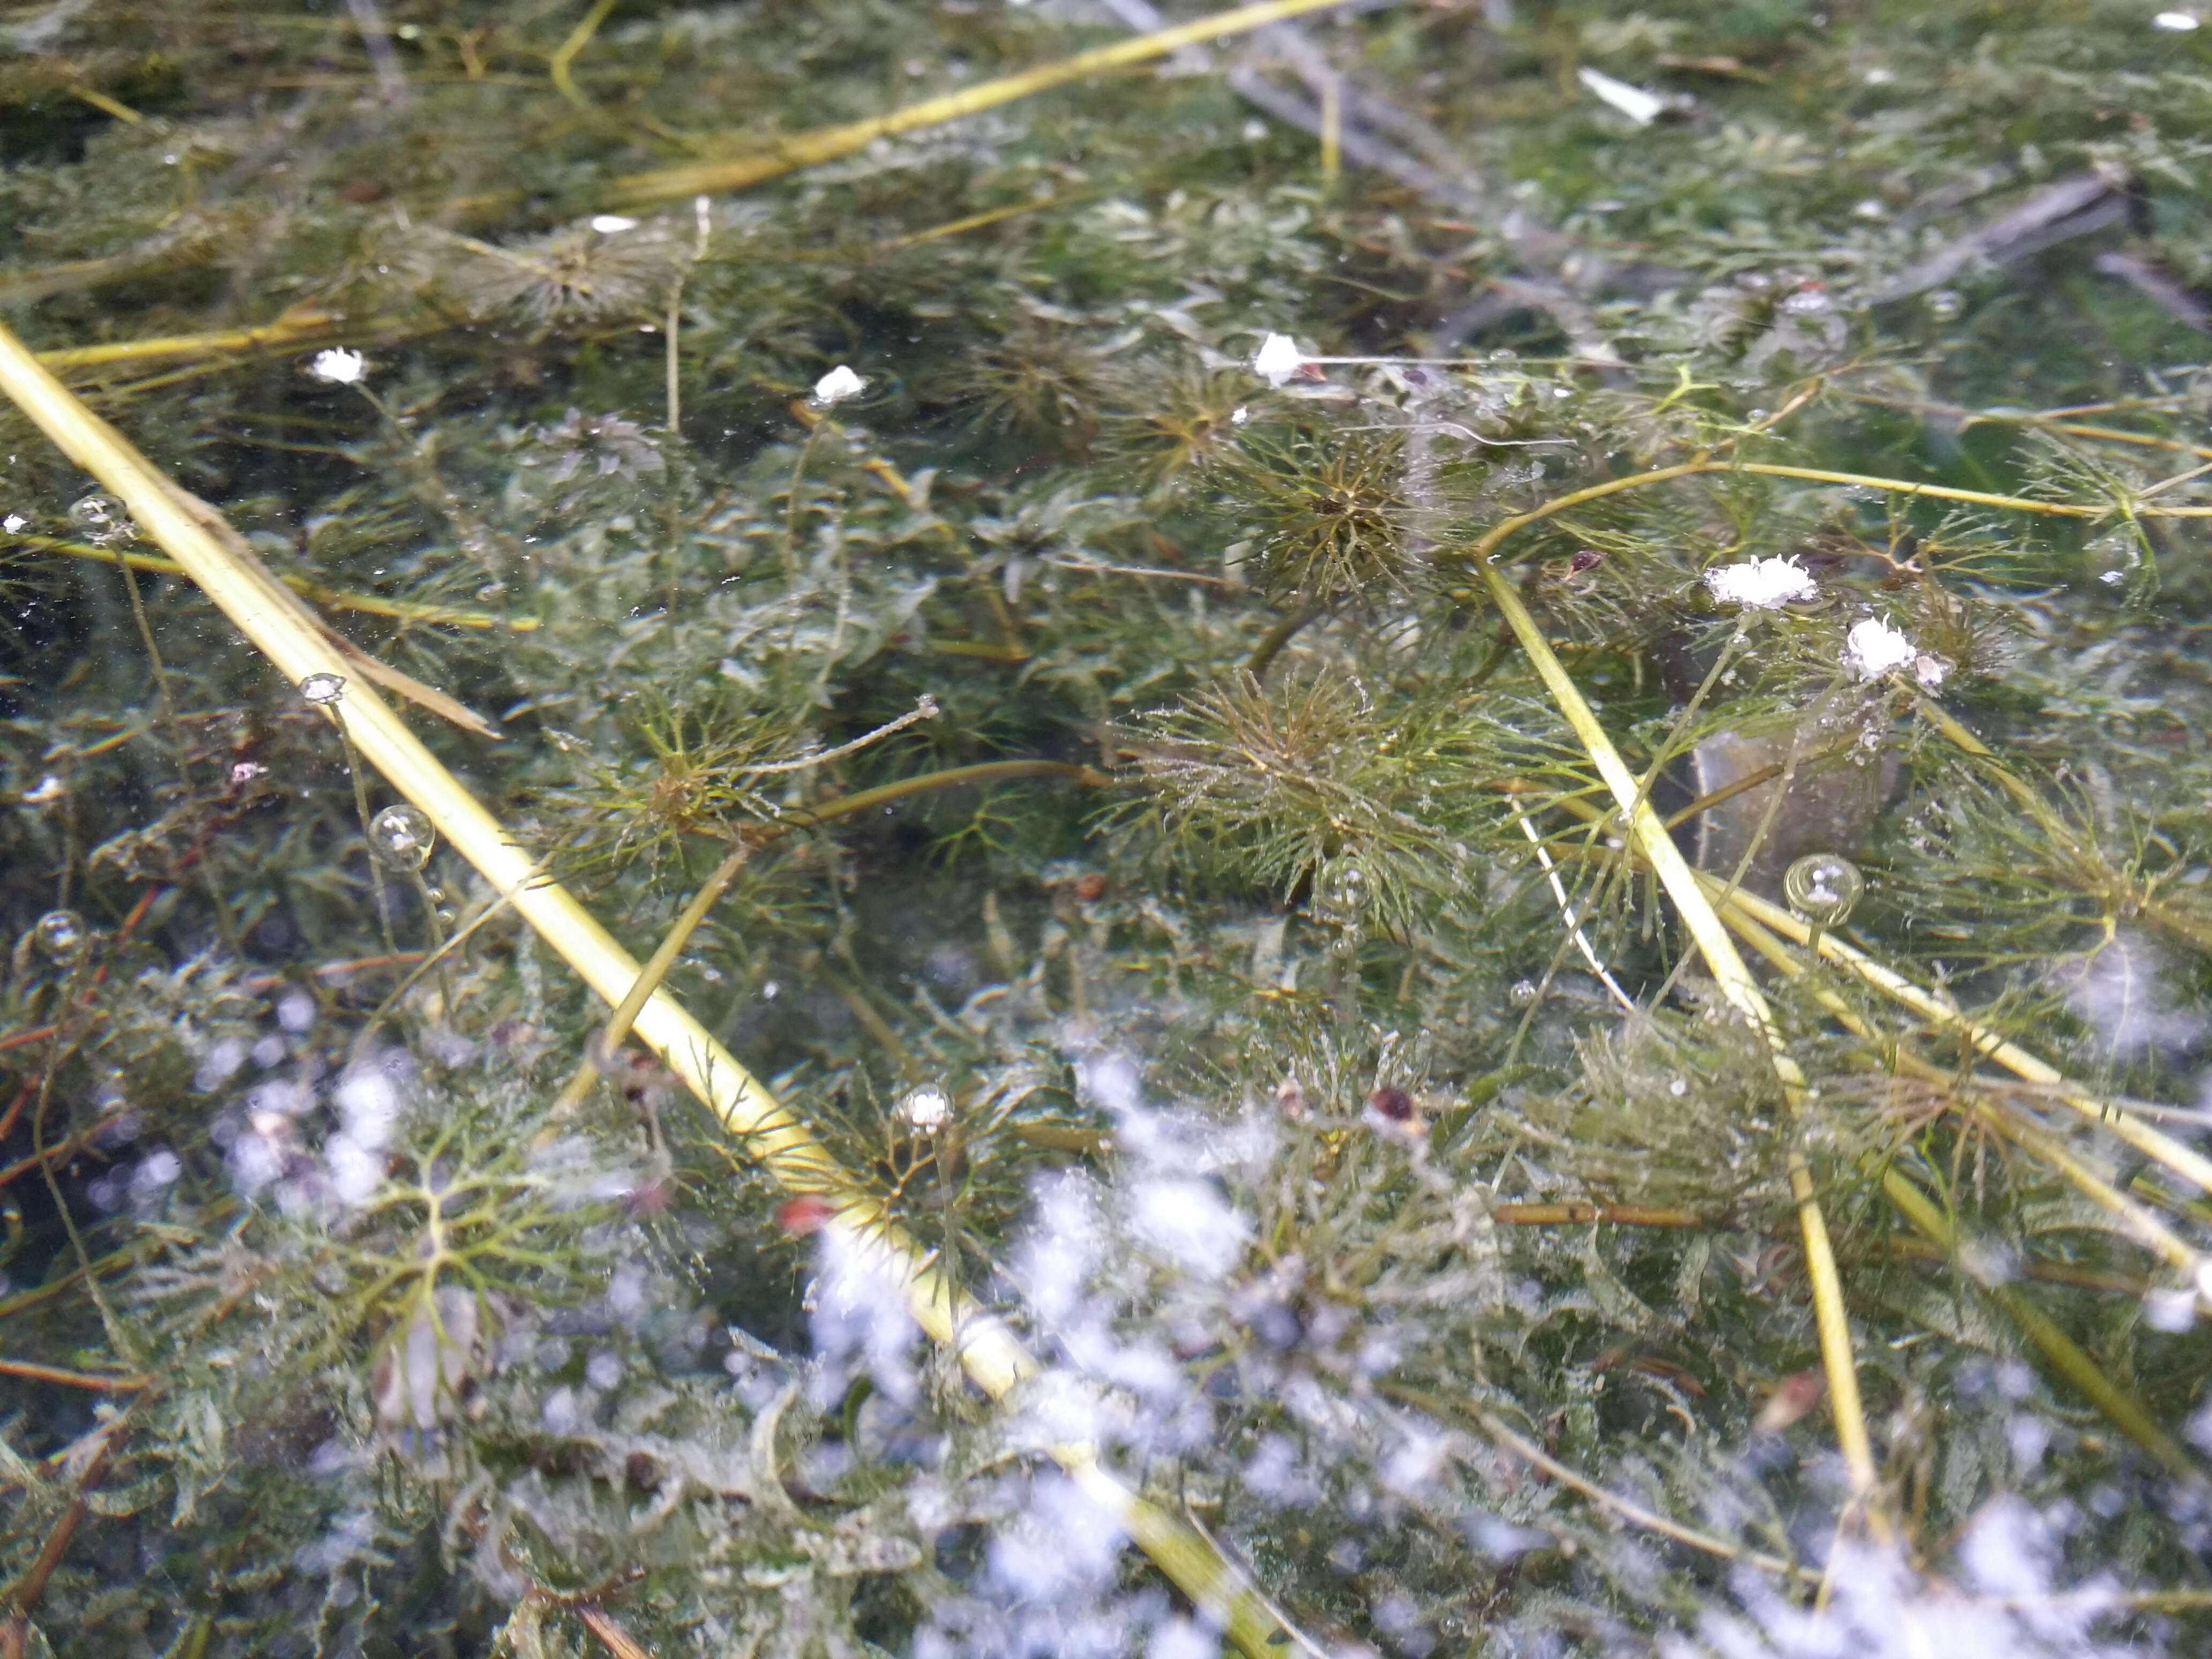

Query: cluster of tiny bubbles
[
  {"left": 896, "top": 1082, "right": 953, "bottom": 1133},
  {"left": 66, "top": 491, "right": 138, "bottom": 546},
  {"left": 369, "top": 803, "right": 437, "bottom": 871},
  {"left": 298, "top": 670, "right": 347, "bottom": 705},
  {"left": 33, "top": 908, "right": 87, "bottom": 962},
  {"left": 1783, "top": 852, "right": 1865, "bottom": 929}
]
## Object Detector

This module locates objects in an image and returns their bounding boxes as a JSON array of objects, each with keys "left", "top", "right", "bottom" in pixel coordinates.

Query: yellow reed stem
[
  {"left": 65, "top": 85, "right": 145, "bottom": 125},
  {"left": 1473, "top": 560, "right": 1885, "bottom": 1515},
  {"left": 1915, "top": 699, "right": 2212, "bottom": 956},
  {"left": 551, "top": 843, "right": 750, "bottom": 1116},
  {"left": 1714, "top": 880, "right": 2212, "bottom": 1202},
  {"left": 8, "top": 532, "right": 533, "bottom": 632},
  {"left": 33, "top": 304, "right": 344, "bottom": 373},
  {"left": 1718, "top": 900, "right": 2203, "bottom": 1277},
  {"left": 1319, "top": 73, "right": 1342, "bottom": 183},
  {"left": 0, "top": 318, "right": 1302, "bottom": 1659},
  {"left": 605, "top": 0, "right": 1364, "bottom": 206},
  {"left": 548, "top": 0, "right": 619, "bottom": 108},
  {"left": 1716, "top": 901, "right": 2201, "bottom": 1476},
  {"left": 1880, "top": 1169, "right": 2196, "bottom": 1478}
]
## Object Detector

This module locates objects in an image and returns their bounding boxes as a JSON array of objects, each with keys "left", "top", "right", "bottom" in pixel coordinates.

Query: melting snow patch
[
  {"left": 1842, "top": 615, "right": 1917, "bottom": 679},
  {"left": 1129, "top": 1176, "right": 1250, "bottom": 1279},
  {"left": 812, "top": 364, "right": 868, "bottom": 406},
  {"left": 1705, "top": 555, "right": 1817, "bottom": 609},
  {"left": 1252, "top": 332, "right": 1304, "bottom": 387},
  {"left": 308, "top": 347, "right": 367, "bottom": 385}
]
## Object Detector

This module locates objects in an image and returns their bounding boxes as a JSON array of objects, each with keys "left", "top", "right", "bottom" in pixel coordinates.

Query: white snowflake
[
  {"left": 1843, "top": 615, "right": 1918, "bottom": 679},
  {"left": 1252, "top": 332, "right": 1304, "bottom": 387},
  {"left": 1705, "top": 555, "right": 1817, "bottom": 609},
  {"left": 812, "top": 364, "right": 868, "bottom": 406},
  {"left": 308, "top": 347, "right": 367, "bottom": 385}
]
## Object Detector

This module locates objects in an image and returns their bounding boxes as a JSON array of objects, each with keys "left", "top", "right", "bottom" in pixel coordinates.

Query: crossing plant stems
[{"left": 6, "top": 3, "right": 2212, "bottom": 1657}]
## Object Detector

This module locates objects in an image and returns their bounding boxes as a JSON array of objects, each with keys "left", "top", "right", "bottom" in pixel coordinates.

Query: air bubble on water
[
  {"left": 1926, "top": 288, "right": 1964, "bottom": 322},
  {"left": 300, "top": 671, "right": 347, "bottom": 705},
  {"left": 68, "top": 492, "right": 136, "bottom": 544},
  {"left": 369, "top": 803, "right": 436, "bottom": 871},
  {"left": 33, "top": 908, "right": 86, "bottom": 961},
  {"left": 1315, "top": 856, "right": 1372, "bottom": 922},
  {"left": 1783, "top": 853, "right": 1865, "bottom": 927},
  {"left": 1507, "top": 979, "right": 1538, "bottom": 1008},
  {"left": 897, "top": 1083, "right": 953, "bottom": 1132}
]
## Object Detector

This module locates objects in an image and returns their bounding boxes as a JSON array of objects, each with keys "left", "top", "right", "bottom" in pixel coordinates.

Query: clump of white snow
[
  {"left": 308, "top": 347, "right": 367, "bottom": 385},
  {"left": 1252, "top": 332, "right": 1304, "bottom": 387},
  {"left": 812, "top": 364, "right": 868, "bottom": 406},
  {"left": 1842, "top": 615, "right": 1917, "bottom": 679},
  {"left": 1705, "top": 556, "right": 1817, "bottom": 609}
]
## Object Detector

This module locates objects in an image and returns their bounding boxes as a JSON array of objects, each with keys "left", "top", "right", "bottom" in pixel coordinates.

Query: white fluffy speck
[
  {"left": 1843, "top": 615, "right": 1917, "bottom": 679},
  {"left": 1252, "top": 332, "right": 1304, "bottom": 387},
  {"left": 1705, "top": 555, "right": 1816, "bottom": 609},
  {"left": 898, "top": 1084, "right": 952, "bottom": 1131},
  {"left": 308, "top": 348, "right": 367, "bottom": 385},
  {"left": 812, "top": 364, "right": 867, "bottom": 405},
  {"left": 326, "top": 1137, "right": 384, "bottom": 1205},
  {"left": 334, "top": 1067, "right": 400, "bottom": 1150},
  {"left": 1577, "top": 65, "right": 1667, "bottom": 125},
  {"left": 1130, "top": 1176, "right": 1250, "bottom": 1279},
  {"left": 589, "top": 214, "right": 639, "bottom": 233},
  {"left": 1230, "top": 404, "right": 1249, "bottom": 425},
  {"left": 2, "top": 514, "right": 24, "bottom": 534},
  {"left": 2155, "top": 11, "right": 2200, "bottom": 32}
]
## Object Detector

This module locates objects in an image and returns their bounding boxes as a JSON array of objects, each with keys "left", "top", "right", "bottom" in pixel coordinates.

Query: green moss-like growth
[{"left": 6, "top": 3, "right": 2212, "bottom": 1655}]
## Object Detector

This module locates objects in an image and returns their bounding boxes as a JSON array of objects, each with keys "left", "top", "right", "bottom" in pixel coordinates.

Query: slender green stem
[
  {"left": 552, "top": 843, "right": 750, "bottom": 1116},
  {"left": 1474, "top": 561, "right": 1884, "bottom": 1515},
  {"left": 1247, "top": 602, "right": 1324, "bottom": 680},
  {"left": 1880, "top": 1170, "right": 2198, "bottom": 1480}
]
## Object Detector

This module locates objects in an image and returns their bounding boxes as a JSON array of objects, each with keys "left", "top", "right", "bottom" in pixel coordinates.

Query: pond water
[{"left": 4, "top": 3, "right": 2212, "bottom": 1655}]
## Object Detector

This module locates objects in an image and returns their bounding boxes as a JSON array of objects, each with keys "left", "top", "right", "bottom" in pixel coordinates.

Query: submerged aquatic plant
[{"left": 5, "top": 2, "right": 2212, "bottom": 1656}]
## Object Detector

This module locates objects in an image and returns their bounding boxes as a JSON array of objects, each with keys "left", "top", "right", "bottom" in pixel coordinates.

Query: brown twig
[{"left": 0, "top": 1357, "right": 149, "bottom": 1392}]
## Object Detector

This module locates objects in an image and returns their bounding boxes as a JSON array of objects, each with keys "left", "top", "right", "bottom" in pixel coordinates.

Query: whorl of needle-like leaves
[
  {"left": 1213, "top": 425, "right": 1413, "bottom": 605},
  {"left": 1112, "top": 667, "right": 1494, "bottom": 938}
]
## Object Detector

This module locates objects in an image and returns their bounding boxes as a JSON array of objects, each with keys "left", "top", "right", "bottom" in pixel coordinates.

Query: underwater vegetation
[{"left": 8, "top": 0, "right": 2212, "bottom": 1654}]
